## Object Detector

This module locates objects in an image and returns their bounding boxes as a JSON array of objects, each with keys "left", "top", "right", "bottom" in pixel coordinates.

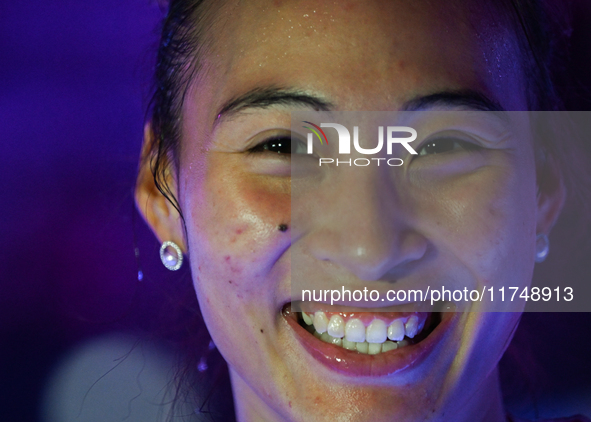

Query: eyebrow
[
  {"left": 402, "top": 90, "right": 505, "bottom": 113},
  {"left": 213, "top": 87, "right": 505, "bottom": 127},
  {"left": 213, "top": 87, "right": 334, "bottom": 127}
]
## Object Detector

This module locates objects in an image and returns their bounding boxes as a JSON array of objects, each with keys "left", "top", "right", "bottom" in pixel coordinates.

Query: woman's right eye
[
  {"left": 250, "top": 137, "right": 292, "bottom": 154},
  {"left": 249, "top": 135, "right": 308, "bottom": 155},
  {"left": 416, "top": 137, "right": 480, "bottom": 156}
]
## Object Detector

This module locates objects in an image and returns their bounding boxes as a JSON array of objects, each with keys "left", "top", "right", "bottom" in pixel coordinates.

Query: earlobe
[
  {"left": 536, "top": 153, "right": 566, "bottom": 235},
  {"left": 135, "top": 123, "right": 187, "bottom": 252}
]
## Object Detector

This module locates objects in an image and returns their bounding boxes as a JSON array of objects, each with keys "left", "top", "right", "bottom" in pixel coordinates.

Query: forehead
[{"left": 190, "top": 0, "right": 525, "bottom": 125}]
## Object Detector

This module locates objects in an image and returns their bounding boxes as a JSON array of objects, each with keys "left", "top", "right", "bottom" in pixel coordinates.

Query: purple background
[
  {"left": 1, "top": 1, "right": 591, "bottom": 421},
  {"left": 0, "top": 1, "right": 175, "bottom": 420}
]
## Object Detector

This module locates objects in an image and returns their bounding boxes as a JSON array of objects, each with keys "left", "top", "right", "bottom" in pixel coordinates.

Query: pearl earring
[
  {"left": 160, "top": 241, "right": 183, "bottom": 271},
  {"left": 535, "top": 233, "right": 549, "bottom": 263}
]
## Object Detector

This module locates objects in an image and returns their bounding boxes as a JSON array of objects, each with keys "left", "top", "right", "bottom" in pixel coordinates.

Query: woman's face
[{"left": 140, "top": 0, "right": 563, "bottom": 421}]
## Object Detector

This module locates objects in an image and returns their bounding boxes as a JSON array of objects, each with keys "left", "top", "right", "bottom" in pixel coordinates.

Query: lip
[{"left": 284, "top": 307, "right": 458, "bottom": 377}]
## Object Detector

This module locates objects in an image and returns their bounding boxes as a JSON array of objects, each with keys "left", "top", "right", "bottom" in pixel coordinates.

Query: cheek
[
  {"left": 179, "top": 153, "right": 291, "bottom": 340},
  {"left": 183, "top": 154, "right": 290, "bottom": 262},
  {"left": 420, "top": 158, "right": 537, "bottom": 281},
  {"left": 203, "top": 161, "right": 289, "bottom": 261}
]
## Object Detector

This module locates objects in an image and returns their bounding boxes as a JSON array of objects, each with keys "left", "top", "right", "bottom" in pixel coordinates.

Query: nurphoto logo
[{"left": 302, "top": 122, "right": 418, "bottom": 166}]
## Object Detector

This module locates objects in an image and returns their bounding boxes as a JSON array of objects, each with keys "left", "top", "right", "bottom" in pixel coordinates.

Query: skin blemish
[
  {"left": 228, "top": 280, "right": 232, "bottom": 284},
  {"left": 260, "top": 329, "right": 264, "bottom": 333},
  {"left": 278, "top": 223, "right": 288, "bottom": 232},
  {"left": 224, "top": 256, "right": 242, "bottom": 274}
]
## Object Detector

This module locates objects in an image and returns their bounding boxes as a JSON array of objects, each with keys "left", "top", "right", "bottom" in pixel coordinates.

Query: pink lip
[{"left": 284, "top": 309, "right": 458, "bottom": 377}]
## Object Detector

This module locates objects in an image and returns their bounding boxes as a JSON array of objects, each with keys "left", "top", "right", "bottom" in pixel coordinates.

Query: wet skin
[{"left": 136, "top": 0, "right": 565, "bottom": 421}]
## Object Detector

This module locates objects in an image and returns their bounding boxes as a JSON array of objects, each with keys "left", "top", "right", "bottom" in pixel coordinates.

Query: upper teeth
[
  {"left": 366, "top": 319, "right": 387, "bottom": 343},
  {"left": 344, "top": 318, "right": 365, "bottom": 342},
  {"left": 387, "top": 319, "right": 405, "bottom": 341},
  {"left": 313, "top": 311, "right": 329, "bottom": 334},
  {"left": 303, "top": 311, "right": 427, "bottom": 352},
  {"left": 301, "top": 311, "right": 313, "bottom": 326},
  {"left": 327, "top": 314, "right": 345, "bottom": 338}
]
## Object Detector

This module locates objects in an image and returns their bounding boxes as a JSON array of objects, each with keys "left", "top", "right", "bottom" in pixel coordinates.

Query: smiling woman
[{"left": 135, "top": 0, "right": 591, "bottom": 421}]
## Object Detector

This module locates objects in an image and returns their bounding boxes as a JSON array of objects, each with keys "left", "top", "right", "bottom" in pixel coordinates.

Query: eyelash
[
  {"left": 248, "top": 136, "right": 307, "bottom": 155},
  {"left": 416, "top": 137, "right": 480, "bottom": 156},
  {"left": 249, "top": 135, "right": 481, "bottom": 157}
]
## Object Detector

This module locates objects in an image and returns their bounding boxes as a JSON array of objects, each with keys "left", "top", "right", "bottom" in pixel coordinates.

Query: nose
[{"left": 301, "top": 166, "right": 429, "bottom": 282}]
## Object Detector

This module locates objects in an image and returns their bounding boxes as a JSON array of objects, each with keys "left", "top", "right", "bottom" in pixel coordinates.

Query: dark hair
[
  {"left": 145, "top": 0, "right": 582, "bottom": 215},
  {"left": 147, "top": 0, "right": 216, "bottom": 217},
  {"left": 140, "top": 0, "right": 587, "bottom": 419}
]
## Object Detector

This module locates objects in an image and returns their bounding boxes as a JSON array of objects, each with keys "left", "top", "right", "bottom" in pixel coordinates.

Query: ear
[
  {"left": 135, "top": 123, "right": 187, "bottom": 252},
  {"left": 536, "top": 152, "right": 566, "bottom": 235}
]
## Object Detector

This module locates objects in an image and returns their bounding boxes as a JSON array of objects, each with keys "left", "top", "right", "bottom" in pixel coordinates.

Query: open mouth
[
  {"left": 298, "top": 310, "right": 439, "bottom": 355},
  {"left": 283, "top": 303, "right": 452, "bottom": 377}
]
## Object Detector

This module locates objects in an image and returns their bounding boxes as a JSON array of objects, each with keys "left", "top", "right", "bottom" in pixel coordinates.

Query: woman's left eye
[
  {"left": 249, "top": 136, "right": 307, "bottom": 155},
  {"left": 417, "top": 138, "right": 479, "bottom": 156}
]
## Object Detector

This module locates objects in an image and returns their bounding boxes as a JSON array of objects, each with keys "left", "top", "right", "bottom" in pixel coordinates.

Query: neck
[{"left": 449, "top": 368, "right": 508, "bottom": 422}]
